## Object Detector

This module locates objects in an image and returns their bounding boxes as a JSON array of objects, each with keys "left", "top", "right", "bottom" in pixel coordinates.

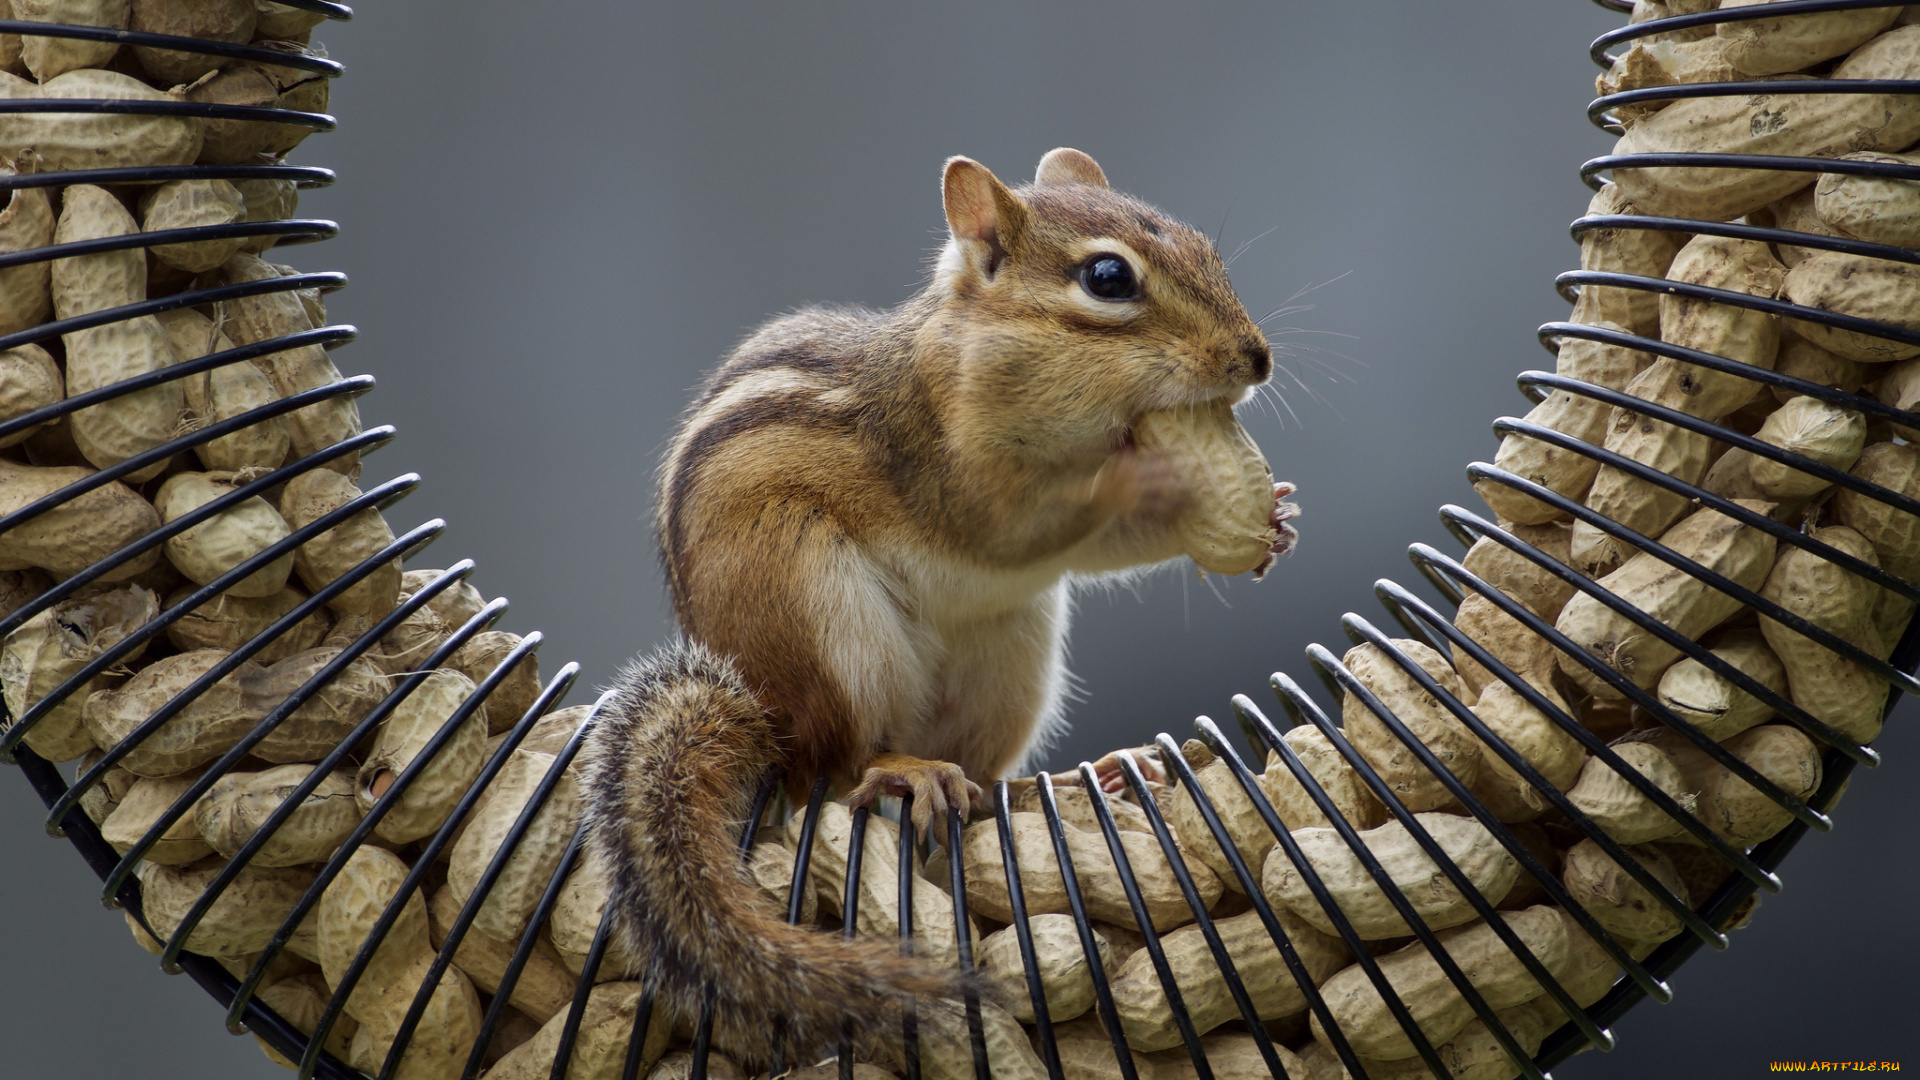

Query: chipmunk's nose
[{"left": 1238, "top": 337, "right": 1272, "bottom": 383}]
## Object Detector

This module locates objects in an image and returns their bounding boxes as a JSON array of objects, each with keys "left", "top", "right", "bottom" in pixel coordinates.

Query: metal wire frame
[{"left": 4, "top": 2, "right": 1920, "bottom": 1078}]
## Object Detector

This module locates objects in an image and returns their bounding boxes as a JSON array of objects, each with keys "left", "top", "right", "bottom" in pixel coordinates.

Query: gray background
[{"left": 3, "top": 1, "right": 1916, "bottom": 1076}]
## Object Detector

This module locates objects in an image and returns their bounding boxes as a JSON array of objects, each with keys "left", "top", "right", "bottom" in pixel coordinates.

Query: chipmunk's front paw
[
  {"left": 1254, "top": 481, "right": 1301, "bottom": 579},
  {"left": 844, "top": 753, "right": 984, "bottom": 839},
  {"left": 1087, "top": 744, "right": 1168, "bottom": 794}
]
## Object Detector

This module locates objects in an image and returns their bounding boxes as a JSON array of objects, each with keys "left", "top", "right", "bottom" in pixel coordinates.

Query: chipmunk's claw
[
  {"left": 1255, "top": 481, "right": 1301, "bottom": 579},
  {"left": 844, "top": 753, "right": 983, "bottom": 840}
]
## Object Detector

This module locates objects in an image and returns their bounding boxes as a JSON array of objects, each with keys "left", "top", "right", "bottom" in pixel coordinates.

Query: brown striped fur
[{"left": 585, "top": 149, "right": 1275, "bottom": 1066}]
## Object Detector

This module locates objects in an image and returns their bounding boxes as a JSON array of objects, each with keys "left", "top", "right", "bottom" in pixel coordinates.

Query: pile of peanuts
[{"left": 3, "top": 2, "right": 1918, "bottom": 1080}]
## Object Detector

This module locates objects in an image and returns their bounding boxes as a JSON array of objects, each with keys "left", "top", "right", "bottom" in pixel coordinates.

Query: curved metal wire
[{"left": 5, "top": 3, "right": 1920, "bottom": 1078}]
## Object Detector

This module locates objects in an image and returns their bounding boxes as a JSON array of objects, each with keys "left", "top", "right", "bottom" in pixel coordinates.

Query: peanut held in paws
[{"left": 1132, "top": 399, "right": 1289, "bottom": 575}]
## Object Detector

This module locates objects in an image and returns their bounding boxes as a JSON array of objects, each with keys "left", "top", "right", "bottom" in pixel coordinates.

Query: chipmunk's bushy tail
[{"left": 579, "top": 640, "right": 968, "bottom": 1066}]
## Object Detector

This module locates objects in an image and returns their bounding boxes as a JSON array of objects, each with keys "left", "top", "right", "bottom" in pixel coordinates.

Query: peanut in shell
[
  {"left": 214, "top": 253, "right": 362, "bottom": 474},
  {"left": 254, "top": 0, "right": 325, "bottom": 39},
  {"left": 127, "top": 0, "right": 256, "bottom": 86},
  {"left": 1338, "top": 639, "right": 1482, "bottom": 812},
  {"left": 355, "top": 668, "right": 487, "bottom": 844},
  {"left": 253, "top": 971, "right": 357, "bottom": 1070},
  {"left": 788, "top": 800, "right": 976, "bottom": 965},
  {"left": 280, "top": 468, "right": 401, "bottom": 616},
  {"left": 1758, "top": 525, "right": 1890, "bottom": 744},
  {"left": 446, "top": 630, "right": 539, "bottom": 733},
  {"left": 52, "top": 184, "right": 187, "bottom": 482},
  {"left": 1256, "top": 723, "right": 1387, "bottom": 835},
  {"left": 82, "top": 645, "right": 387, "bottom": 775},
  {"left": 1815, "top": 150, "right": 1920, "bottom": 250},
  {"left": 163, "top": 583, "right": 330, "bottom": 664},
  {"left": 1459, "top": 521, "right": 1576, "bottom": 621},
  {"left": 156, "top": 471, "right": 296, "bottom": 599},
  {"left": 482, "top": 981, "right": 672, "bottom": 1080},
  {"left": 1261, "top": 812, "right": 1519, "bottom": 940},
  {"left": 1108, "top": 904, "right": 1348, "bottom": 1053},
  {"left": 1131, "top": 400, "right": 1277, "bottom": 576},
  {"left": 1744, "top": 394, "right": 1866, "bottom": 499},
  {"left": 0, "top": 344, "right": 63, "bottom": 449},
  {"left": 1, "top": 583, "right": 156, "bottom": 762},
  {"left": 137, "top": 856, "right": 320, "bottom": 960},
  {"left": 194, "top": 763, "right": 360, "bottom": 867},
  {"left": 1715, "top": 0, "right": 1901, "bottom": 75},
  {"left": 1569, "top": 186, "right": 1683, "bottom": 336},
  {"left": 1610, "top": 27, "right": 1920, "bottom": 220},
  {"left": 1654, "top": 627, "right": 1787, "bottom": 742},
  {"left": 1565, "top": 741, "right": 1695, "bottom": 845},
  {"left": 141, "top": 178, "right": 249, "bottom": 273},
  {"left": 1833, "top": 441, "right": 1920, "bottom": 579},
  {"left": 1560, "top": 839, "right": 1690, "bottom": 945},
  {"left": 234, "top": 173, "right": 298, "bottom": 254},
  {"left": 0, "top": 458, "right": 162, "bottom": 579},
  {"left": 1449, "top": 591, "right": 1560, "bottom": 700},
  {"left": 959, "top": 809, "right": 1220, "bottom": 933},
  {"left": 446, "top": 747, "right": 580, "bottom": 945},
  {"left": 12, "top": 0, "right": 126, "bottom": 81},
  {"left": 1307, "top": 905, "right": 1572, "bottom": 1062},
  {"left": 548, "top": 854, "right": 641, "bottom": 980},
  {"left": 0, "top": 169, "right": 53, "bottom": 336},
  {"left": 1465, "top": 679, "right": 1585, "bottom": 823},
  {"left": 1555, "top": 500, "right": 1777, "bottom": 699},
  {"left": 1783, "top": 252, "right": 1920, "bottom": 364},
  {"left": 426, "top": 884, "right": 574, "bottom": 1024},
  {"left": 977, "top": 914, "right": 1111, "bottom": 1025},
  {"left": 1771, "top": 337, "right": 1865, "bottom": 404},
  {"left": 100, "top": 769, "right": 213, "bottom": 864},
  {"left": 1169, "top": 740, "right": 1280, "bottom": 895},
  {"left": 0, "top": 68, "right": 203, "bottom": 173}
]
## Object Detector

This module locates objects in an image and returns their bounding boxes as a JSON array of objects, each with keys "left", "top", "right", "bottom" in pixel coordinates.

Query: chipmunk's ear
[
  {"left": 1034, "top": 148, "right": 1108, "bottom": 188},
  {"left": 943, "top": 156, "right": 1028, "bottom": 279}
]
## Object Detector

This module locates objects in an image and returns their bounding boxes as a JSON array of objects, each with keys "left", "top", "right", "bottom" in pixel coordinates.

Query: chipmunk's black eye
[{"left": 1080, "top": 255, "right": 1138, "bottom": 301}]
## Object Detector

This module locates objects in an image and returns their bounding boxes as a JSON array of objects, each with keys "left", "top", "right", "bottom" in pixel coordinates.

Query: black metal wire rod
[
  {"left": 1032, "top": 773, "right": 1142, "bottom": 1080},
  {"left": 1104, "top": 752, "right": 1290, "bottom": 1079},
  {"left": 1588, "top": 0, "right": 1910, "bottom": 65},
  {"left": 1158, "top": 721, "right": 1405, "bottom": 1077},
  {"left": 989, "top": 781, "right": 1065, "bottom": 1080},
  {"left": 898, "top": 790, "right": 922, "bottom": 1080},
  {"left": 1587, "top": 78, "right": 1920, "bottom": 130},
  {"left": 1569, "top": 210, "right": 1920, "bottom": 267},
  {"left": 0, "top": 162, "right": 334, "bottom": 192},
  {"left": 0, "top": 270, "right": 346, "bottom": 353},
  {"left": 0, "top": 218, "right": 339, "bottom": 271},
  {"left": 1580, "top": 151, "right": 1920, "bottom": 191},
  {"left": 0, "top": 325, "right": 357, "bottom": 447},
  {"left": 0, "top": 18, "right": 343, "bottom": 74},
  {"left": 1535, "top": 318, "right": 1920, "bottom": 433},
  {"left": 942, "top": 805, "right": 990, "bottom": 1080},
  {"left": 0, "top": 97, "right": 334, "bottom": 131},
  {"left": 1069, "top": 760, "right": 1216, "bottom": 1080}
]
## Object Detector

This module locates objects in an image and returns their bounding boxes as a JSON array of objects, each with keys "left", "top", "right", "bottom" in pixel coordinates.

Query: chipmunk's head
[{"left": 930, "top": 148, "right": 1270, "bottom": 463}]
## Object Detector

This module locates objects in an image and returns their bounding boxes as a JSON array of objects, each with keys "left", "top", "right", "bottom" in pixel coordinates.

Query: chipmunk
[{"left": 579, "top": 148, "right": 1297, "bottom": 1065}]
